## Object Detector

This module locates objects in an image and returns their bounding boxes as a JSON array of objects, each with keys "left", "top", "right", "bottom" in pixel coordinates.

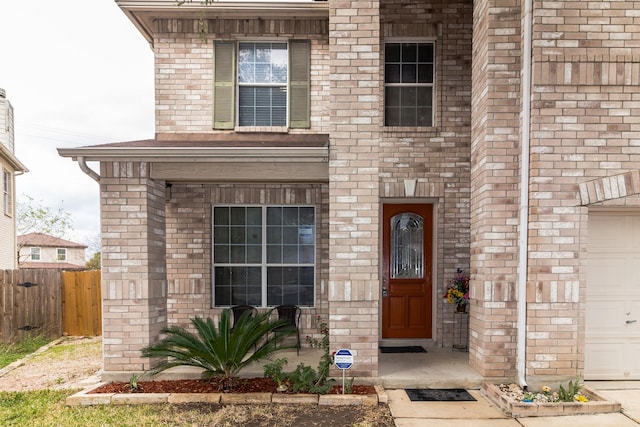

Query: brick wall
[
  {"left": 469, "top": 0, "right": 522, "bottom": 379},
  {"left": 525, "top": 0, "right": 640, "bottom": 383},
  {"left": 100, "top": 162, "right": 167, "bottom": 375},
  {"left": 328, "top": 0, "right": 381, "bottom": 377}
]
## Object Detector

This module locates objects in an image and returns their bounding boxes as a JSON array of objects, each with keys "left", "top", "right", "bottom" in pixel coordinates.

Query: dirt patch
[
  {"left": 0, "top": 336, "right": 101, "bottom": 392},
  {"left": 91, "top": 377, "right": 376, "bottom": 395}
]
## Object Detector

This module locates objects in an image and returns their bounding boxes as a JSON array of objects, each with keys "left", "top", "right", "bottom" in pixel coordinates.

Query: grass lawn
[
  {"left": 0, "top": 335, "right": 50, "bottom": 369},
  {"left": 0, "top": 389, "right": 394, "bottom": 427}
]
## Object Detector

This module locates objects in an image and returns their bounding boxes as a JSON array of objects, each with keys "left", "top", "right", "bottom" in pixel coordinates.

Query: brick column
[
  {"left": 328, "top": 0, "right": 381, "bottom": 377},
  {"left": 100, "top": 162, "right": 167, "bottom": 378},
  {"left": 469, "top": 0, "right": 522, "bottom": 379}
]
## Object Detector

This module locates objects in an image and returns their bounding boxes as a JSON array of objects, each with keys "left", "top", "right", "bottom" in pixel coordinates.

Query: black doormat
[
  {"left": 379, "top": 346, "right": 427, "bottom": 353},
  {"left": 405, "top": 388, "right": 476, "bottom": 402}
]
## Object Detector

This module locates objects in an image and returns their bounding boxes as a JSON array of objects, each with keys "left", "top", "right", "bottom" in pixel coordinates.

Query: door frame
[{"left": 379, "top": 200, "right": 437, "bottom": 343}]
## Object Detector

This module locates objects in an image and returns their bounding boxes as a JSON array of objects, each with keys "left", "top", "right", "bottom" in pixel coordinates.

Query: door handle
[
  {"left": 382, "top": 288, "right": 388, "bottom": 298},
  {"left": 626, "top": 320, "right": 637, "bottom": 324}
]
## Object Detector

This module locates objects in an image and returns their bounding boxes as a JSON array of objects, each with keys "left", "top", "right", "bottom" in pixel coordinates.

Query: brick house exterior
[{"left": 58, "top": 0, "right": 640, "bottom": 385}]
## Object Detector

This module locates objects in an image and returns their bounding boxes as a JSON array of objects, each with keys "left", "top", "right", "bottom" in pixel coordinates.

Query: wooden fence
[
  {"left": 0, "top": 269, "right": 102, "bottom": 342},
  {"left": 61, "top": 270, "right": 102, "bottom": 337}
]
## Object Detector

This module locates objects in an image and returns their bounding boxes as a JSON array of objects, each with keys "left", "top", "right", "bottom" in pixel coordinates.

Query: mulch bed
[{"left": 89, "top": 377, "right": 377, "bottom": 395}]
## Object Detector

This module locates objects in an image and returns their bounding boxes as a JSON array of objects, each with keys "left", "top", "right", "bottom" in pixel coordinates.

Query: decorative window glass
[
  {"left": 213, "top": 205, "right": 315, "bottom": 307},
  {"left": 30, "top": 247, "right": 41, "bottom": 261},
  {"left": 238, "top": 42, "right": 288, "bottom": 126},
  {"left": 57, "top": 248, "right": 67, "bottom": 261},
  {"left": 390, "top": 213, "right": 424, "bottom": 279},
  {"left": 384, "top": 42, "right": 435, "bottom": 127}
]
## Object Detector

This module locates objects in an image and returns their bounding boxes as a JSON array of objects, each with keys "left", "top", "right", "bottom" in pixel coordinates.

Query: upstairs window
[
  {"left": 57, "top": 248, "right": 67, "bottom": 261},
  {"left": 213, "top": 40, "right": 310, "bottom": 129},
  {"left": 238, "top": 42, "right": 288, "bottom": 126},
  {"left": 384, "top": 42, "right": 435, "bottom": 127},
  {"left": 30, "top": 247, "right": 41, "bottom": 261}
]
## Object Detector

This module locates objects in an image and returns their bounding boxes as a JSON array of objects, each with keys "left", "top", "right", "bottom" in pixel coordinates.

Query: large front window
[
  {"left": 238, "top": 42, "right": 288, "bottom": 126},
  {"left": 213, "top": 206, "right": 315, "bottom": 307},
  {"left": 384, "top": 42, "right": 435, "bottom": 127}
]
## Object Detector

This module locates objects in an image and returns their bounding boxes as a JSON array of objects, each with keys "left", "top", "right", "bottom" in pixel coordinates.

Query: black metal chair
[
  {"left": 230, "top": 305, "right": 257, "bottom": 332},
  {"left": 273, "top": 305, "right": 301, "bottom": 355}
]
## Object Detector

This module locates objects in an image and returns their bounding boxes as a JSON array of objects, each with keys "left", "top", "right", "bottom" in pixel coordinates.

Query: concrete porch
[{"left": 136, "top": 345, "right": 484, "bottom": 390}]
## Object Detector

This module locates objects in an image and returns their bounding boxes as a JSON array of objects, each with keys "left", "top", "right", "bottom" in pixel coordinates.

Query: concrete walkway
[{"left": 388, "top": 384, "right": 640, "bottom": 427}]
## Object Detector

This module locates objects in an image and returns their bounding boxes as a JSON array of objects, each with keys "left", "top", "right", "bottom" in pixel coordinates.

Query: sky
[{"left": 0, "top": 1, "right": 155, "bottom": 253}]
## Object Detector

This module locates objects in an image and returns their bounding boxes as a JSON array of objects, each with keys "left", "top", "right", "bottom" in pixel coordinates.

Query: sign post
[{"left": 333, "top": 349, "right": 354, "bottom": 394}]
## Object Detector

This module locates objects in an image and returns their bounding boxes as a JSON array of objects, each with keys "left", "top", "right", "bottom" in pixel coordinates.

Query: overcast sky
[{"left": 0, "top": 1, "right": 155, "bottom": 252}]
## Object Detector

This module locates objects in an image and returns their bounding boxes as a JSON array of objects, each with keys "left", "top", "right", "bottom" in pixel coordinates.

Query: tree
[
  {"left": 16, "top": 195, "right": 74, "bottom": 264},
  {"left": 85, "top": 252, "right": 101, "bottom": 269},
  {"left": 17, "top": 195, "right": 73, "bottom": 237}
]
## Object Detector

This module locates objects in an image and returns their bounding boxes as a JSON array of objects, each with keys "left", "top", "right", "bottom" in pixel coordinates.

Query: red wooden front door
[{"left": 381, "top": 204, "right": 433, "bottom": 339}]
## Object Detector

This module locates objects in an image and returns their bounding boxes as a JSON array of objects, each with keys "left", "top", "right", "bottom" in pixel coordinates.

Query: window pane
[
  {"left": 299, "top": 245, "right": 314, "bottom": 263},
  {"left": 385, "top": 64, "right": 400, "bottom": 83},
  {"left": 230, "top": 226, "right": 245, "bottom": 244},
  {"left": 283, "top": 246, "right": 298, "bottom": 263},
  {"left": 267, "top": 245, "right": 282, "bottom": 263},
  {"left": 214, "top": 207, "right": 229, "bottom": 225},
  {"left": 283, "top": 207, "right": 298, "bottom": 225},
  {"left": 385, "top": 43, "right": 401, "bottom": 62},
  {"left": 231, "top": 245, "right": 246, "bottom": 263},
  {"left": 247, "top": 207, "right": 262, "bottom": 225},
  {"left": 213, "top": 226, "right": 229, "bottom": 243},
  {"left": 267, "top": 226, "right": 282, "bottom": 244},
  {"left": 267, "top": 207, "right": 282, "bottom": 224},
  {"left": 230, "top": 207, "right": 246, "bottom": 225},
  {"left": 247, "top": 245, "right": 262, "bottom": 263},
  {"left": 418, "top": 64, "right": 433, "bottom": 84},
  {"left": 401, "top": 43, "right": 417, "bottom": 62},
  {"left": 247, "top": 226, "right": 261, "bottom": 244},
  {"left": 401, "top": 63, "right": 416, "bottom": 83},
  {"left": 300, "top": 207, "right": 314, "bottom": 225},
  {"left": 385, "top": 87, "right": 400, "bottom": 107},
  {"left": 214, "top": 245, "right": 229, "bottom": 263}
]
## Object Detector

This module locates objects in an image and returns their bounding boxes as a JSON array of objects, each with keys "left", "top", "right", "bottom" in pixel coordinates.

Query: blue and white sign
[{"left": 334, "top": 348, "right": 354, "bottom": 370}]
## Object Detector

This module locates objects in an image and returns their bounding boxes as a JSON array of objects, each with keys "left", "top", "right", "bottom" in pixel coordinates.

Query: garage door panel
[
  {"left": 587, "top": 211, "right": 640, "bottom": 380},
  {"left": 585, "top": 342, "right": 626, "bottom": 379},
  {"left": 586, "top": 300, "right": 626, "bottom": 332}
]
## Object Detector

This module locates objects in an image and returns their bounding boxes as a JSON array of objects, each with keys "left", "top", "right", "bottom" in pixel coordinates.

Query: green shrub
[{"left": 141, "top": 309, "right": 293, "bottom": 390}]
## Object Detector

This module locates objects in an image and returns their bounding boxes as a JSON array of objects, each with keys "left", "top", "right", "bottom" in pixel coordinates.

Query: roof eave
[{"left": 57, "top": 146, "right": 329, "bottom": 163}]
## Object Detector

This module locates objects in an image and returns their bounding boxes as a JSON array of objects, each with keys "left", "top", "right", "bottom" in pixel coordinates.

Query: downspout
[
  {"left": 77, "top": 156, "right": 100, "bottom": 183},
  {"left": 517, "top": 0, "right": 533, "bottom": 388}
]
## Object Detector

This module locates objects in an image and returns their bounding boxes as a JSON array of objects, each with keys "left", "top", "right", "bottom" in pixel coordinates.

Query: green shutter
[
  {"left": 289, "top": 40, "right": 310, "bottom": 129},
  {"left": 213, "top": 41, "right": 235, "bottom": 130}
]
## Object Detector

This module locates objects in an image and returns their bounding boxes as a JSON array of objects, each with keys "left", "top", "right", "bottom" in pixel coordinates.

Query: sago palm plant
[{"left": 141, "top": 309, "right": 293, "bottom": 390}]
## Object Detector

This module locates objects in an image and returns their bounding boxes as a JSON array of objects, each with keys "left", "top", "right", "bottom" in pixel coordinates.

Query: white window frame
[
  {"left": 30, "top": 247, "right": 41, "bottom": 261},
  {"left": 384, "top": 39, "right": 436, "bottom": 127},
  {"left": 57, "top": 248, "right": 67, "bottom": 261},
  {"left": 212, "top": 204, "right": 316, "bottom": 308},
  {"left": 2, "top": 169, "right": 11, "bottom": 216},
  {"left": 236, "top": 41, "right": 289, "bottom": 128}
]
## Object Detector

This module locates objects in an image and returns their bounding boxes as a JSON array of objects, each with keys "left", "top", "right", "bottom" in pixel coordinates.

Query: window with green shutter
[{"left": 213, "top": 40, "right": 310, "bottom": 129}]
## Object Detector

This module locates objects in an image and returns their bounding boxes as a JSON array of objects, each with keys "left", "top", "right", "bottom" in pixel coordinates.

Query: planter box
[{"left": 481, "top": 382, "right": 622, "bottom": 418}]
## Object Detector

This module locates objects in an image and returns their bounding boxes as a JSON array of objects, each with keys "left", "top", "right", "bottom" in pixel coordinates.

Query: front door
[{"left": 382, "top": 204, "right": 433, "bottom": 339}]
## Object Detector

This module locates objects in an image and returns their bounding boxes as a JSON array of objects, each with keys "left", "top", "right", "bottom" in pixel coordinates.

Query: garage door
[{"left": 586, "top": 211, "right": 640, "bottom": 380}]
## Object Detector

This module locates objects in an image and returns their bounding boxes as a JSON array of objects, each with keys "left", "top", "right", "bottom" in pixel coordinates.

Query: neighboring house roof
[
  {"left": 19, "top": 262, "right": 86, "bottom": 270},
  {"left": 18, "top": 233, "right": 87, "bottom": 249}
]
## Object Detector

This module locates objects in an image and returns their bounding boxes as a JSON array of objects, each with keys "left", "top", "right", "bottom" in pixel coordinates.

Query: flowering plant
[{"left": 443, "top": 269, "right": 470, "bottom": 306}]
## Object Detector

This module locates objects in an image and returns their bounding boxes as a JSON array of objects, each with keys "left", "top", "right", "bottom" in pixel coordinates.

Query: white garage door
[{"left": 586, "top": 211, "right": 640, "bottom": 380}]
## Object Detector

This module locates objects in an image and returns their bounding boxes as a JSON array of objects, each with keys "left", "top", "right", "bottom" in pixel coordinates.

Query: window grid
[
  {"left": 213, "top": 205, "right": 315, "bottom": 308},
  {"left": 57, "top": 248, "right": 67, "bottom": 261},
  {"left": 384, "top": 42, "right": 435, "bottom": 127},
  {"left": 30, "top": 247, "right": 41, "bottom": 261}
]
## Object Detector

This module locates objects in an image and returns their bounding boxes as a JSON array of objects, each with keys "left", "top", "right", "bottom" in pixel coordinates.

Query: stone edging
[
  {"left": 66, "top": 383, "right": 387, "bottom": 407},
  {"left": 481, "top": 382, "right": 622, "bottom": 418}
]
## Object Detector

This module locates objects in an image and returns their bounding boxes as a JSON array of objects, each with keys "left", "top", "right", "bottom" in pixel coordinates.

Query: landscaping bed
[
  {"left": 89, "top": 378, "right": 377, "bottom": 395},
  {"left": 481, "top": 382, "right": 621, "bottom": 418}
]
